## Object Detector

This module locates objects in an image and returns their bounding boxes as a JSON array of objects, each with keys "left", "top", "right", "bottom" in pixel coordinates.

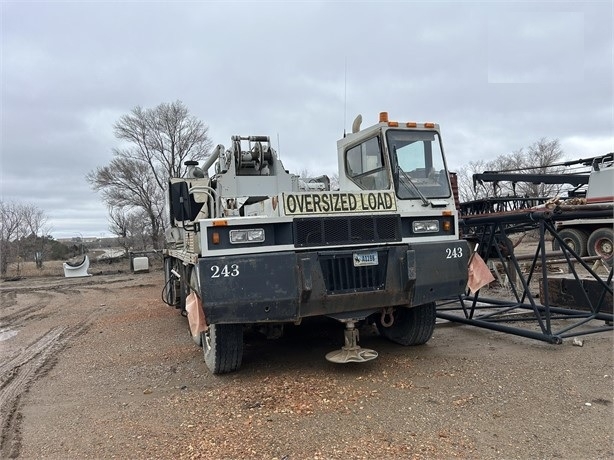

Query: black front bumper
[{"left": 198, "top": 241, "right": 469, "bottom": 324}]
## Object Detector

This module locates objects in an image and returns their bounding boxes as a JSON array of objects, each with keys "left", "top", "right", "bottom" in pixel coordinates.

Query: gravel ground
[{"left": 1, "top": 269, "right": 612, "bottom": 460}]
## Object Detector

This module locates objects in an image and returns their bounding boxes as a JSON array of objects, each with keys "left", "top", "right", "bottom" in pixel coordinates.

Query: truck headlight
[
  {"left": 413, "top": 220, "right": 439, "bottom": 233},
  {"left": 229, "top": 228, "right": 265, "bottom": 244}
]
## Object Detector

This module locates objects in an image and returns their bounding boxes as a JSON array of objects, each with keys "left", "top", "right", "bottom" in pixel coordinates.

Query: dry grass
[
  {"left": 2, "top": 260, "right": 66, "bottom": 279},
  {"left": 2, "top": 253, "right": 163, "bottom": 280}
]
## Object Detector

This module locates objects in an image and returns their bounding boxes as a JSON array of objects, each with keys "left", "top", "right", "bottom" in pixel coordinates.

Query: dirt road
[{"left": 1, "top": 271, "right": 612, "bottom": 459}]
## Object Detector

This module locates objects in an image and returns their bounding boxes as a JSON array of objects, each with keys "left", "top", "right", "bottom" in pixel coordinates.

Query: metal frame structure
[
  {"left": 460, "top": 196, "right": 551, "bottom": 216},
  {"left": 437, "top": 204, "right": 613, "bottom": 343},
  {"left": 464, "top": 153, "right": 614, "bottom": 217}
]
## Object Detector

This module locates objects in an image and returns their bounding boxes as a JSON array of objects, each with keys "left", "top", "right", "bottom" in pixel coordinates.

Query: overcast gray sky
[{"left": 1, "top": 0, "right": 612, "bottom": 239}]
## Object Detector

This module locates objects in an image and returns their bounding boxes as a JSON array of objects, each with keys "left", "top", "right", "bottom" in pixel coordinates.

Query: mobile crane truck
[
  {"left": 163, "top": 112, "right": 469, "bottom": 374},
  {"left": 553, "top": 154, "right": 613, "bottom": 265}
]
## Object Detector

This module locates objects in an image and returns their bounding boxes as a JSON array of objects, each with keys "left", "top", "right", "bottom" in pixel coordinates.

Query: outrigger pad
[
  {"left": 325, "top": 321, "right": 378, "bottom": 364},
  {"left": 325, "top": 347, "right": 378, "bottom": 364}
]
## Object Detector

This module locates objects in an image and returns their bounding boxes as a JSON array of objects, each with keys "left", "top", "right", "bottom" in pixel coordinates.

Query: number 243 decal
[
  {"left": 446, "top": 247, "right": 463, "bottom": 259},
  {"left": 210, "top": 264, "right": 240, "bottom": 278}
]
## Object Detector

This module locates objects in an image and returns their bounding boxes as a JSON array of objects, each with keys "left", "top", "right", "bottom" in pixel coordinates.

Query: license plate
[{"left": 353, "top": 251, "right": 378, "bottom": 267}]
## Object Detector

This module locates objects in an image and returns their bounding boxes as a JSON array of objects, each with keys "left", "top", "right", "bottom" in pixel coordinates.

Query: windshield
[{"left": 386, "top": 129, "right": 451, "bottom": 199}]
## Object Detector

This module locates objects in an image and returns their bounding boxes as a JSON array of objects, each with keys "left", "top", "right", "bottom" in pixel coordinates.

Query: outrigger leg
[{"left": 325, "top": 320, "right": 378, "bottom": 364}]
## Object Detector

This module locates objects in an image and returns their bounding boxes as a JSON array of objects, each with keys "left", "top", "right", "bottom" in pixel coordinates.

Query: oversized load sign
[{"left": 283, "top": 191, "right": 396, "bottom": 215}]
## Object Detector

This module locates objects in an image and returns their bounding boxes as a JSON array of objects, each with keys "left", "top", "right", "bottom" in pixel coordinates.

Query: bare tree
[
  {"left": 113, "top": 101, "right": 212, "bottom": 189},
  {"left": 108, "top": 207, "right": 131, "bottom": 254},
  {"left": 456, "top": 160, "right": 488, "bottom": 203},
  {"left": 109, "top": 207, "right": 152, "bottom": 253},
  {"left": 0, "top": 201, "right": 49, "bottom": 275},
  {"left": 88, "top": 101, "right": 212, "bottom": 249},
  {"left": 22, "top": 204, "right": 50, "bottom": 268},
  {"left": 1, "top": 201, "right": 20, "bottom": 275},
  {"left": 484, "top": 150, "right": 526, "bottom": 197},
  {"left": 459, "top": 138, "right": 565, "bottom": 203},
  {"left": 520, "top": 138, "right": 565, "bottom": 198},
  {"left": 88, "top": 157, "right": 165, "bottom": 248}
]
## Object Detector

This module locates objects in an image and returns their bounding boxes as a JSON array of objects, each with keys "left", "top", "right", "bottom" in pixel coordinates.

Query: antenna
[{"left": 343, "top": 57, "right": 347, "bottom": 137}]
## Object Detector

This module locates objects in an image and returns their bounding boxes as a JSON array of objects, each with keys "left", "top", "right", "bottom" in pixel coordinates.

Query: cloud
[
  {"left": 1, "top": 0, "right": 612, "bottom": 239},
  {"left": 487, "top": 11, "right": 585, "bottom": 84}
]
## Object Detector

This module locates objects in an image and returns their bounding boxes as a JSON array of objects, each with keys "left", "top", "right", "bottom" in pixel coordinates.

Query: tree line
[
  {"left": 455, "top": 138, "right": 566, "bottom": 203},
  {"left": 0, "top": 201, "right": 70, "bottom": 275}
]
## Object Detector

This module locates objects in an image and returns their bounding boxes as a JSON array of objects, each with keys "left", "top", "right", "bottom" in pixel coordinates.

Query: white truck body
[
  {"left": 556, "top": 154, "right": 613, "bottom": 264},
  {"left": 164, "top": 113, "right": 469, "bottom": 373}
]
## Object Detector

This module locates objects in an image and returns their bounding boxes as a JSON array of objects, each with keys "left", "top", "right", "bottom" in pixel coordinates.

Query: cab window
[{"left": 345, "top": 137, "right": 389, "bottom": 190}]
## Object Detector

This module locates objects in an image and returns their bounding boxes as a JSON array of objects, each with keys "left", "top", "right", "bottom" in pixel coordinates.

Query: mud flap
[{"left": 186, "top": 292, "right": 207, "bottom": 345}]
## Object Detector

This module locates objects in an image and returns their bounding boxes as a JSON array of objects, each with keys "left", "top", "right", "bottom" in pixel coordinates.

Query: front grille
[
  {"left": 320, "top": 251, "right": 388, "bottom": 294},
  {"left": 294, "top": 215, "right": 401, "bottom": 248}
]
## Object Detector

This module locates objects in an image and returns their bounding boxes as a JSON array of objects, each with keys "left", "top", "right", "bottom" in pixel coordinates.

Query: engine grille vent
[
  {"left": 319, "top": 252, "right": 388, "bottom": 294},
  {"left": 294, "top": 215, "right": 401, "bottom": 248}
]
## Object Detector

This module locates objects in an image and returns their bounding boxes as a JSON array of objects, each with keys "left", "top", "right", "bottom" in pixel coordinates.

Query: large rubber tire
[
  {"left": 376, "top": 302, "right": 436, "bottom": 346},
  {"left": 555, "top": 228, "right": 589, "bottom": 257},
  {"left": 202, "top": 324, "right": 244, "bottom": 374},
  {"left": 587, "top": 228, "right": 613, "bottom": 267}
]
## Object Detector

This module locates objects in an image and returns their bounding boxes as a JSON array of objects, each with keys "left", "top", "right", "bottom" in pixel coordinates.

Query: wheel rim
[
  {"left": 203, "top": 329, "right": 212, "bottom": 353},
  {"left": 596, "top": 239, "right": 613, "bottom": 257},
  {"left": 563, "top": 238, "right": 577, "bottom": 252}
]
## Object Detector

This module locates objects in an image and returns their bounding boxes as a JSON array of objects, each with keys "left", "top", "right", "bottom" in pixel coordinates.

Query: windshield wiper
[{"left": 396, "top": 164, "right": 431, "bottom": 206}]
